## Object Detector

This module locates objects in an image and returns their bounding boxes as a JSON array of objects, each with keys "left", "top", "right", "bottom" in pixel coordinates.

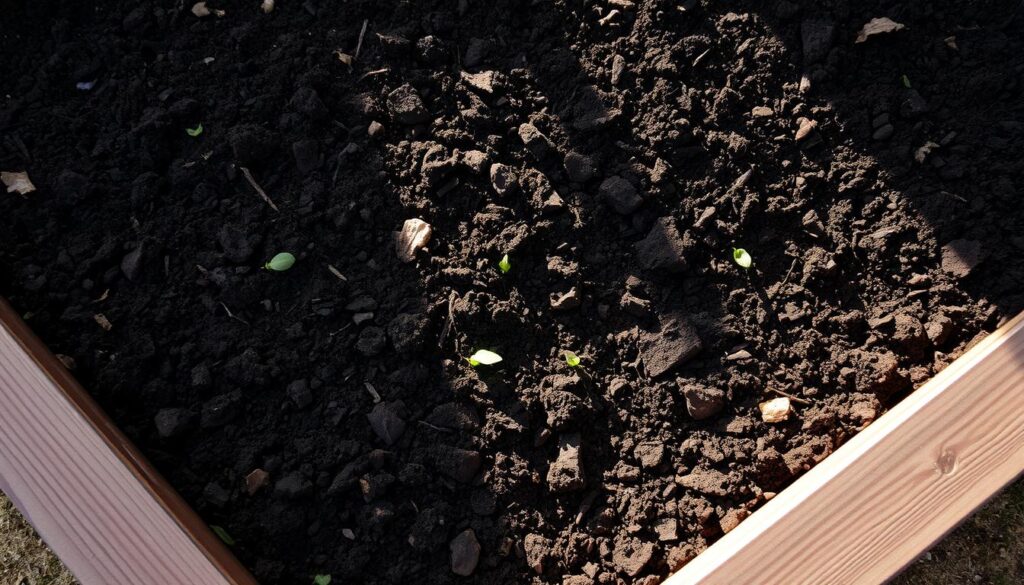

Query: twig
[
  {"left": 219, "top": 302, "right": 250, "bottom": 326},
  {"left": 359, "top": 68, "right": 390, "bottom": 82},
  {"left": 769, "top": 257, "right": 800, "bottom": 301},
  {"left": 770, "top": 387, "right": 811, "bottom": 405},
  {"left": 363, "top": 382, "right": 382, "bottom": 403},
  {"left": 239, "top": 166, "right": 279, "bottom": 212},
  {"left": 439, "top": 291, "right": 458, "bottom": 348},
  {"left": 354, "top": 19, "right": 369, "bottom": 61}
]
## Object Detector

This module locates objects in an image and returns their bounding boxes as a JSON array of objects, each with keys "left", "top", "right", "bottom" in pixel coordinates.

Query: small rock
[
  {"left": 719, "top": 508, "right": 750, "bottom": 533},
  {"left": 121, "top": 245, "right": 144, "bottom": 281},
  {"left": 367, "top": 402, "right": 406, "bottom": 445},
  {"left": 676, "top": 467, "right": 732, "bottom": 497},
  {"left": 547, "top": 433, "right": 585, "bottom": 493},
  {"left": 245, "top": 468, "right": 270, "bottom": 495},
  {"left": 941, "top": 239, "right": 983, "bottom": 278},
  {"left": 461, "top": 70, "right": 498, "bottom": 95},
  {"left": 519, "top": 123, "right": 556, "bottom": 160},
  {"left": 759, "top": 397, "right": 791, "bottom": 423},
  {"left": 855, "top": 17, "right": 905, "bottom": 43},
  {"left": 286, "top": 379, "right": 312, "bottom": 409},
  {"left": 388, "top": 313, "right": 427, "bottom": 353},
  {"left": 450, "top": 529, "right": 481, "bottom": 576},
  {"left": 387, "top": 83, "right": 429, "bottom": 125},
  {"left": 680, "top": 383, "right": 725, "bottom": 420},
  {"left": 274, "top": 473, "right": 313, "bottom": 500},
  {"left": 490, "top": 163, "right": 517, "bottom": 196},
  {"left": 795, "top": 117, "right": 817, "bottom": 142},
  {"left": 564, "top": 151, "right": 596, "bottom": 183},
  {"left": 927, "top": 314, "right": 954, "bottom": 346},
  {"left": 524, "top": 534, "right": 552, "bottom": 574},
  {"left": 367, "top": 120, "right": 383, "bottom": 137},
  {"left": 620, "top": 292, "right": 651, "bottom": 317},
  {"left": 655, "top": 518, "right": 678, "bottom": 542},
  {"left": 430, "top": 445, "right": 482, "bottom": 483},
  {"left": 154, "top": 408, "right": 195, "bottom": 438},
  {"left": 355, "top": 326, "right": 387, "bottom": 356},
  {"left": 599, "top": 176, "right": 643, "bottom": 214},
  {"left": 639, "top": 314, "right": 702, "bottom": 377},
  {"left": 460, "top": 150, "right": 489, "bottom": 173},
  {"left": 751, "top": 106, "right": 773, "bottom": 118},
  {"left": 635, "top": 217, "right": 689, "bottom": 273},
  {"left": 610, "top": 54, "right": 626, "bottom": 86},
  {"left": 394, "top": 218, "right": 432, "bottom": 263},
  {"left": 872, "top": 124, "right": 894, "bottom": 141}
]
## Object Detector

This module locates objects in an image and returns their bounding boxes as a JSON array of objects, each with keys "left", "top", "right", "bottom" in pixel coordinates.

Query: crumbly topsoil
[{"left": 1, "top": 0, "right": 1022, "bottom": 583}]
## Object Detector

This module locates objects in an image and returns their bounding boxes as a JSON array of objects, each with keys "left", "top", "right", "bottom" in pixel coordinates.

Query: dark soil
[{"left": 2, "top": 0, "right": 1022, "bottom": 583}]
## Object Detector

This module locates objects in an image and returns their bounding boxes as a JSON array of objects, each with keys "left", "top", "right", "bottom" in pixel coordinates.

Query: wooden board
[
  {"left": 668, "top": 311, "right": 1024, "bottom": 585},
  {"left": 0, "top": 299, "right": 256, "bottom": 585}
]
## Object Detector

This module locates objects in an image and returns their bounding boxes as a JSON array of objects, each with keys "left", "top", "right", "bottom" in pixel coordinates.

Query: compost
[{"left": 1, "top": 0, "right": 1022, "bottom": 583}]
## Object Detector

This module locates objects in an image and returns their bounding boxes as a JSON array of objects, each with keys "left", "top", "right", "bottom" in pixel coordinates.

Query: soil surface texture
[{"left": 2, "top": 0, "right": 1022, "bottom": 583}]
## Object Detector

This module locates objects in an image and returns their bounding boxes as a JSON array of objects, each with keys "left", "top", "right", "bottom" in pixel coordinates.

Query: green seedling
[
  {"left": 467, "top": 349, "right": 503, "bottom": 367},
  {"left": 265, "top": 252, "right": 296, "bottom": 271},
  {"left": 901, "top": 74, "right": 912, "bottom": 89},
  {"left": 564, "top": 350, "right": 581, "bottom": 367},
  {"left": 186, "top": 123, "right": 204, "bottom": 137},
  {"left": 732, "top": 248, "right": 752, "bottom": 269},
  {"left": 498, "top": 253, "right": 511, "bottom": 274},
  {"left": 211, "top": 525, "right": 235, "bottom": 546},
  {"left": 313, "top": 576, "right": 332, "bottom": 585}
]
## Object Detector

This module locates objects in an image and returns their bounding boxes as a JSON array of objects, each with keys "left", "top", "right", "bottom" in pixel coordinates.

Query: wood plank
[
  {"left": 667, "top": 311, "right": 1024, "bottom": 585},
  {"left": 0, "top": 299, "right": 256, "bottom": 585}
]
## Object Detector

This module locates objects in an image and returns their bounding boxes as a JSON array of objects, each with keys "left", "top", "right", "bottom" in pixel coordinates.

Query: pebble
[
  {"left": 795, "top": 117, "right": 817, "bottom": 141},
  {"left": 872, "top": 124, "right": 894, "bottom": 141},
  {"left": 460, "top": 70, "right": 497, "bottom": 95},
  {"left": 635, "top": 217, "right": 689, "bottom": 273},
  {"left": 751, "top": 106, "right": 773, "bottom": 118},
  {"left": 610, "top": 54, "right": 626, "bottom": 86},
  {"left": 394, "top": 218, "right": 432, "bottom": 263},
  {"left": 450, "top": 529, "right": 481, "bottom": 576},
  {"left": 518, "top": 123, "right": 556, "bottom": 160},
  {"left": 367, "top": 401, "right": 406, "bottom": 445},
  {"left": 550, "top": 287, "right": 581, "bottom": 311},
  {"left": 759, "top": 397, "right": 792, "bottom": 423},
  {"left": 599, "top": 175, "right": 643, "bottom": 214},
  {"left": 245, "top": 468, "right": 270, "bottom": 495},
  {"left": 680, "top": 383, "right": 725, "bottom": 420},
  {"left": 367, "top": 120, "right": 383, "bottom": 137},
  {"left": 941, "top": 239, "right": 984, "bottom": 278},
  {"left": 387, "top": 83, "right": 429, "bottom": 125},
  {"left": 490, "top": 163, "right": 517, "bottom": 196},
  {"left": 121, "top": 244, "right": 144, "bottom": 281},
  {"left": 524, "top": 534, "right": 552, "bottom": 574},
  {"left": 639, "top": 314, "right": 702, "bottom": 377},
  {"left": 564, "top": 151, "right": 596, "bottom": 183}
]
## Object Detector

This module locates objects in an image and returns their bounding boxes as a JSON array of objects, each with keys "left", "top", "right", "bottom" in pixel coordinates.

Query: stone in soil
[
  {"left": 449, "top": 529, "right": 481, "bottom": 576},
  {"left": 941, "top": 239, "right": 984, "bottom": 278},
  {"left": 387, "top": 83, "right": 429, "bottom": 124},
  {"left": 680, "top": 382, "right": 724, "bottom": 420},
  {"left": 635, "top": 217, "right": 690, "bottom": 273},
  {"left": 546, "top": 433, "right": 585, "bottom": 493},
  {"left": 367, "top": 401, "right": 406, "bottom": 446},
  {"left": 524, "top": 533, "right": 552, "bottom": 574},
  {"left": 564, "top": 151, "right": 596, "bottom": 183},
  {"left": 519, "top": 123, "right": 556, "bottom": 160},
  {"left": 612, "top": 537, "right": 655, "bottom": 577},
  {"left": 640, "top": 314, "right": 703, "bottom": 377},
  {"left": 490, "top": 163, "right": 517, "bottom": 196},
  {"left": 429, "top": 445, "right": 482, "bottom": 483},
  {"left": 599, "top": 175, "right": 643, "bottom": 214}
]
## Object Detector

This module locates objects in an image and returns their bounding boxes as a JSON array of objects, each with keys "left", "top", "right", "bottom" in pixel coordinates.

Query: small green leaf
[
  {"left": 498, "top": 254, "right": 511, "bottom": 274},
  {"left": 901, "top": 74, "right": 912, "bottom": 89},
  {"left": 313, "top": 575, "right": 332, "bottom": 585},
  {"left": 186, "top": 123, "right": 204, "bottom": 137},
  {"left": 467, "top": 349, "right": 503, "bottom": 367},
  {"left": 211, "top": 525, "right": 235, "bottom": 546},
  {"left": 564, "top": 351, "right": 581, "bottom": 367},
  {"left": 732, "top": 248, "right": 752, "bottom": 269},
  {"left": 265, "top": 252, "right": 296, "bottom": 271}
]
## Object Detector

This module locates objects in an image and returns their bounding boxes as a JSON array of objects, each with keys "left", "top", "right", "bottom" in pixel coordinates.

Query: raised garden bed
[{"left": 1, "top": 0, "right": 1022, "bottom": 583}]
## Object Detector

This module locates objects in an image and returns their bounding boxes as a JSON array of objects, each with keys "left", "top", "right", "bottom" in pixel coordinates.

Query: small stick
[
  {"left": 239, "top": 166, "right": 279, "bottom": 212},
  {"left": 358, "top": 67, "right": 390, "bottom": 82},
  {"left": 769, "top": 257, "right": 800, "bottom": 301},
  {"left": 363, "top": 382, "right": 382, "bottom": 403},
  {"left": 354, "top": 19, "right": 369, "bottom": 61},
  {"left": 770, "top": 387, "right": 811, "bottom": 405},
  {"left": 219, "top": 302, "right": 250, "bottom": 326},
  {"left": 439, "top": 292, "right": 458, "bottom": 348}
]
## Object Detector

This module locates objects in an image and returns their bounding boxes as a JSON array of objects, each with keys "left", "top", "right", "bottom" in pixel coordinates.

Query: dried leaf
[
  {"left": 1, "top": 171, "right": 36, "bottom": 195},
  {"left": 759, "top": 397, "right": 791, "bottom": 423},
  {"left": 335, "top": 50, "right": 354, "bottom": 67},
  {"left": 855, "top": 17, "right": 905, "bottom": 43}
]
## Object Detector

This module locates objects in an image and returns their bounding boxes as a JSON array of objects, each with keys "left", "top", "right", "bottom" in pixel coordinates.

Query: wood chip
[
  {"left": 1, "top": 171, "right": 36, "bottom": 195},
  {"left": 759, "top": 397, "right": 791, "bottom": 423},
  {"left": 93, "top": 314, "right": 113, "bottom": 331},
  {"left": 855, "top": 17, "right": 906, "bottom": 43}
]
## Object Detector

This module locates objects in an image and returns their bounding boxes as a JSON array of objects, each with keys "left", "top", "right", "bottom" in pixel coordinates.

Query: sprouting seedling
[
  {"left": 901, "top": 74, "right": 912, "bottom": 89},
  {"left": 313, "top": 576, "right": 332, "bottom": 585},
  {"left": 732, "top": 248, "right": 752, "bottom": 269},
  {"left": 467, "top": 349, "right": 503, "bottom": 367},
  {"left": 564, "top": 350, "right": 581, "bottom": 367},
  {"left": 498, "top": 253, "right": 511, "bottom": 274},
  {"left": 186, "top": 123, "right": 204, "bottom": 137},
  {"left": 264, "top": 252, "right": 296, "bottom": 271},
  {"left": 211, "top": 525, "right": 235, "bottom": 546}
]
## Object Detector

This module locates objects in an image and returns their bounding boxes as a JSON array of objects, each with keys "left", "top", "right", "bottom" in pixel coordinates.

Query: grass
[{"left": 1, "top": 481, "right": 1023, "bottom": 584}]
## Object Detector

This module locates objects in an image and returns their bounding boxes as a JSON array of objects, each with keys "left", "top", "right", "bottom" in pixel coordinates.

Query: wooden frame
[
  {"left": 669, "top": 311, "right": 1024, "bottom": 584},
  {"left": 0, "top": 299, "right": 256, "bottom": 585},
  {"left": 0, "top": 295, "right": 1022, "bottom": 585}
]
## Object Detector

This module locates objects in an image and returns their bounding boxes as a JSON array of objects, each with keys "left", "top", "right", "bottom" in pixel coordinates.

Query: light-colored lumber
[
  {"left": 668, "top": 311, "right": 1024, "bottom": 585},
  {"left": 0, "top": 300, "right": 255, "bottom": 585}
]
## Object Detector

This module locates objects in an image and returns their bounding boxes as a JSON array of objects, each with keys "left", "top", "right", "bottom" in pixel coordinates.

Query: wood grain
[
  {"left": 668, "top": 311, "right": 1024, "bottom": 585},
  {"left": 0, "top": 300, "right": 255, "bottom": 585}
]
